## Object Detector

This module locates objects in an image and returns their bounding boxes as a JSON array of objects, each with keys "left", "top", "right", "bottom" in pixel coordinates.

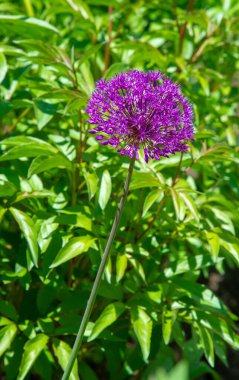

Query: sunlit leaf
[
  {"left": 98, "top": 170, "right": 112, "bottom": 210},
  {"left": 116, "top": 253, "right": 128, "bottom": 282},
  {"left": 10, "top": 207, "right": 38, "bottom": 267},
  {"left": 53, "top": 339, "right": 79, "bottom": 380},
  {"left": 88, "top": 302, "right": 126, "bottom": 341},
  {"left": 142, "top": 189, "right": 164, "bottom": 216},
  {"left": 0, "top": 53, "right": 7, "bottom": 83},
  {"left": 84, "top": 171, "right": 99, "bottom": 200},
  {"left": 50, "top": 236, "right": 95, "bottom": 268},
  {"left": 0, "top": 323, "right": 17, "bottom": 357},
  {"left": 17, "top": 334, "right": 49, "bottom": 380},
  {"left": 130, "top": 306, "right": 153, "bottom": 361},
  {"left": 198, "top": 325, "right": 215, "bottom": 367},
  {"left": 162, "top": 305, "right": 175, "bottom": 345}
]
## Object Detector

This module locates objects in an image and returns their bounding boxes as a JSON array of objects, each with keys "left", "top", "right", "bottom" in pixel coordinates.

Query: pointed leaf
[
  {"left": 142, "top": 189, "right": 164, "bottom": 216},
  {"left": 205, "top": 231, "right": 220, "bottom": 256},
  {"left": 0, "top": 141, "right": 57, "bottom": 161},
  {"left": 88, "top": 302, "right": 126, "bottom": 341},
  {"left": 53, "top": 339, "right": 79, "bottom": 380},
  {"left": 198, "top": 326, "right": 215, "bottom": 367},
  {"left": 10, "top": 207, "right": 38, "bottom": 267},
  {"left": 170, "top": 188, "right": 181, "bottom": 221},
  {"left": 0, "top": 323, "right": 17, "bottom": 357},
  {"left": 130, "top": 172, "right": 160, "bottom": 190},
  {"left": 98, "top": 170, "right": 112, "bottom": 210},
  {"left": 162, "top": 305, "right": 175, "bottom": 345},
  {"left": 0, "top": 179, "right": 17, "bottom": 197},
  {"left": 50, "top": 236, "right": 95, "bottom": 268},
  {"left": 116, "top": 253, "right": 128, "bottom": 282},
  {"left": 84, "top": 171, "right": 99, "bottom": 200},
  {"left": 164, "top": 254, "right": 221, "bottom": 277},
  {"left": 34, "top": 100, "right": 58, "bottom": 130},
  {"left": 128, "top": 257, "right": 146, "bottom": 282},
  {"left": 28, "top": 154, "right": 72, "bottom": 177},
  {"left": 218, "top": 232, "right": 239, "bottom": 266},
  {"left": 17, "top": 334, "right": 49, "bottom": 380},
  {"left": 130, "top": 306, "right": 153, "bottom": 361},
  {"left": 0, "top": 53, "right": 7, "bottom": 83},
  {"left": 0, "top": 15, "right": 59, "bottom": 38},
  {"left": 178, "top": 192, "right": 200, "bottom": 222},
  {"left": 104, "top": 63, "right": 128, "bottom": 79}
]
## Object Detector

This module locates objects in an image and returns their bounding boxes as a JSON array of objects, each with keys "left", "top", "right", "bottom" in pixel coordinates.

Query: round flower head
[{"left": 86, "top": 70, "right": 194, "bottom": 162}]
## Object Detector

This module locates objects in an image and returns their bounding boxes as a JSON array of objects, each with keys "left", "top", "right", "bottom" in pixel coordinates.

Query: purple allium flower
[{"left": 86, "top": 70, "right": 194, "bottom": 162}]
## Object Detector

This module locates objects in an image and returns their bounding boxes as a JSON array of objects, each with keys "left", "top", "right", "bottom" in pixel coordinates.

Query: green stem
[
  {"left": 71, "top": 163, "right": 78, "bottom": 207},
  {"left": 23, "top": 0, "right": 34, "bottom": 17},
  {"left": 61, "top": 157, "right": 135, "bottom": 380}
]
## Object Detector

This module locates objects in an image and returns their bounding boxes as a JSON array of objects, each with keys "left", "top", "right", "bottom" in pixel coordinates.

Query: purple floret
[{"left": 86, "top": 70, "right": 194, "bottom": 162}]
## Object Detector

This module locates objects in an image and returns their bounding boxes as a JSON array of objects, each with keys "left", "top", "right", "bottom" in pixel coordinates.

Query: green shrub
[{"left": 0, "top": 0, "right": 238, "bottom": 379}]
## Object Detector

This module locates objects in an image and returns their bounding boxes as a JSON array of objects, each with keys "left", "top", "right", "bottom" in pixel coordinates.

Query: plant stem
[
  {"left": 178, "top": 0, "right": 195, "bottom": 56},
  {"left": 102, "top": 6, "right": 113, "bottom": 75},
  {"left": 61, "top": 157, "right": 135, "bottom": 380}
]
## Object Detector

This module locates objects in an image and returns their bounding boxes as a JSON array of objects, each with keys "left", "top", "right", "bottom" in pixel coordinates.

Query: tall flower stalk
[
  {"left": 62, "top": 70, "right": 194, "bottom": 379},
  {"left": 61, "top": 157, "right": 135, "bottom": 380}
]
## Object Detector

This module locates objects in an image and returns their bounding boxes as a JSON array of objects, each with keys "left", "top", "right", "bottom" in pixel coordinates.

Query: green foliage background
[{"left": 0, "top": 0, "right": 239, "bottom": 379}]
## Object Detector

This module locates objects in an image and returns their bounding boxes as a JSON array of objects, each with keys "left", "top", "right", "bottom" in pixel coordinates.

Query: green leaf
[
  {"left": 0, "top": 137, "right": 57, "bottom": 161},
  {"left": 55, "top": 210, "right": 92, "bottom": 231},
  {"left": 192, "top": 310, "right": 239, "bottom": 350},
  {"left": 0, "top": 300, "right": 18, "bottom": 321},
  {"left": 34, "top": 100, "right": 58, "bottom": 130},
  {"left": 130, "top": 306, "right": 153, "bottom": 361},
  {"left": 88, "top": 302, "right": 126, "bottom": 341},
  {"left": 170, "top": 188, "right": 181, "bottom": 221},
  {"left": 17, "top": 334, "right": 49, "bottom": 380},
  {"left": 0, "top": 52, "right": 7, "bottom": 83},
  {"left": 128, "top": 257, "right": 146, "bottom": 282},
  {"left": 130, "top": 172, "right": 160, "bottom": 190},
  {"left": 142, "top": 189, "right": 164, "bottom": 216},
  {"left": 218, "top": 232, "right": 239, "bottom": 266},
  {"left": 198, "top": 325, "right": 215, "bottom": 367},
  {"left": 197, "top": 74, "right": 210, "bottom": 96},
  {"left": 178, "top": 192, "right": 200, "bottom": 222},
  {"left": 174, "top": 279, "right": 229, "bottom": 315},
  {"left": 64, "top": 97, "right": 88, "bottom": 114},
  {"left": 0, "top": 323, "right": 17, "bottom": 357},
  {"left": 28, "top": 154, "right": 72, "bottom": 177},
  {"left": 205, "top": 231, "right": 220, "bottom": 256},
  {"left": 13, "top": 190, "right": 55, "bottom": 204},
  {"left": 214, "top": 336, "right": 228, "bottom": 367},
  {"left": 84, "top": 171, "right": 99, "bottom": 200},
  {"left": 10, "top": 207, "right": 38, "bottom": 267},
  {"left": 0, "top": 179, "right": 17, "bottom": 197},
  {"left": 66, "top": 0, "right": 94, "bottom": 21},
  {"left": 0, "top": 136, "right": 52, "bottom": 146},
  {"left": 0, "top": 44, "right": 25, "bottom": 56},
  {"left": 50, "top": 236, "right": 95, "bottom": 268},
  {"left": 104, "top": 63, "right": 128, "bottom": 79},
  {"left": 79, "top": 61, "right": 95, "bottom": 94},
  {"left": 164, "top": 254, "right": 220, "bottom": 278},
  {"left": 52, "top": 339, "right": 79, "bottom": 380},
  {"left": 0, "top": 99, "right": 11, "bottom": 117},
  {"left": 116, "top": 253, "right": 128, "bottom": 282},
  {"left": 0, "top": 15, "right": 59, "bottom": 38},
  {"left": 98, "top": 170, "right": 112, "bottom": 210},
  {"left": 0, "top": 207, "right": 7, "bottom": 222},
  {"left": 169, "top": 361, "right": 189, "bottom": 380},
  {"left": 162, "top": 305, "right": 174, "bottom": 345}
]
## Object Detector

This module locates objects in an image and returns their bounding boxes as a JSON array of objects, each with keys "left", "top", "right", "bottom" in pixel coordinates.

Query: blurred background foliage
[{"left": 0, "top": 0, "right": 239, "bottom": 379}]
